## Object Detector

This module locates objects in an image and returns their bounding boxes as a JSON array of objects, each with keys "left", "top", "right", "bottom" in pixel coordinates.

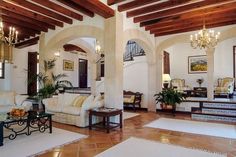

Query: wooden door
[
  {"left": 163, "top": 51, "right": 170, "bottom": 74},
  {"left": 28, "top": 52, "right": 37, "bottom": 96},
  {"left": 79, "top": 59, "right": 88, "bottom": 88}
]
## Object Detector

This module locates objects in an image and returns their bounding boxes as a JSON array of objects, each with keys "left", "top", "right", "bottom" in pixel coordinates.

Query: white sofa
[
  {"left": 42, "top": 93, "right": 104, "bottom": 127},
  {"left": 0, "top": 91, "right": 32, "bottom": 113}
]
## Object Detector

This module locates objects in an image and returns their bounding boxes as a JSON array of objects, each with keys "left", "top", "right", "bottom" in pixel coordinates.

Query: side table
[{"left": 89, "top": 107, "right": 122, "bottom": 133}]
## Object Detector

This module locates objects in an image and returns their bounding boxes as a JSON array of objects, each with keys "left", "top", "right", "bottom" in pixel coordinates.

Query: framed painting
[
  {"left": 188, "top": 55, "right": 207, "bottom": 74},
  {"left": 63, "top": 60, "right": 74, "bottom": 71}
]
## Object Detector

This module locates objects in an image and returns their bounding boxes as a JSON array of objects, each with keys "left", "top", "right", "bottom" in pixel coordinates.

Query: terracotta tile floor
[{"left": 38, "top": 112, "right": 236, "bottom": 157}]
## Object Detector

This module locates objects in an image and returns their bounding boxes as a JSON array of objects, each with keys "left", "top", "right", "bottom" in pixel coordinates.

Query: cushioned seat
[
  {"left": 43, "top": 93, "right": 104, "bottom": 127},
  {"left": 170, "top": 78, "right": 190, "bottom": 92},
  {"left": 62, "top": 106, "right": 81, "bottom": 116},
  {"left": 214, "top": 77, "right": 234, "bottom": 98},
  {"left": 46, "top": 103, "right": 62, "bottom": 113}
]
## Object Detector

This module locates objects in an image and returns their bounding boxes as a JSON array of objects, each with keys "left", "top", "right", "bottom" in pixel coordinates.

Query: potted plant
[
  {"left": 154, "top": 88, "right": 185, "bottom": 113},
  {"left": 29, "top": 58, "right": 72, "bottom": 99}
]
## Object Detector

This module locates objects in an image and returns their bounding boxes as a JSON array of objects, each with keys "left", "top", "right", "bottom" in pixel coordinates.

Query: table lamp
[{"left": 163, "top": 74, "right": 171, "bottom": 89}]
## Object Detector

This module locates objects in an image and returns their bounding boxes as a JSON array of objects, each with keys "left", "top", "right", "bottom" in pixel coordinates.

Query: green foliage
[
  {"left": 35, "top": 58, "right": 72, "bottom": 99},
  {"left": 154, "top": 88, "right": 185, "bottom": 106}
]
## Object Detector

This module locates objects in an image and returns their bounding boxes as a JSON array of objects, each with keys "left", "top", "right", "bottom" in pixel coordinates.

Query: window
[{"left": 0, "top": 62, "right": 4, "bottom": 79}]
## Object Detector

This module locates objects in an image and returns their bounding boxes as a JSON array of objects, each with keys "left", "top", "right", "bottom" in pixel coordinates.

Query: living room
[{"left": 0, "top": 1, "right": 236, "bottom": 157}]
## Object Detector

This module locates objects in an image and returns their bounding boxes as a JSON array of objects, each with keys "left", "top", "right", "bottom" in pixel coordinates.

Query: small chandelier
[
  {"left": 190, "top": 23, "right": 220, "bottom": 49},
  {"left": 0, "top": 19, "right": 18, "bottom": 63},
  {"left": 95, "top": 40, "right": 104, "bottom": 57},
  {"left": 95, "top": 40, "right": 101, "bottom": 54}
]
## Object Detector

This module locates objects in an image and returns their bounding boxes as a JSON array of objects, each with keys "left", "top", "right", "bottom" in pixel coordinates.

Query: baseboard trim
[
  {"left": 124, "top": 107, "right": 148, "bottom": 111},
  {"left": 156, "top": 109, "right": 191, "bottom": 115}
]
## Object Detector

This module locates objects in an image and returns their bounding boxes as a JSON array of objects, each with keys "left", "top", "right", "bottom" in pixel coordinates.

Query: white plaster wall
[
  {"left": 55, "top": 51, "right": 91, "bottom": 87},
  {"left": 167, "top": 37, "right": 236, "bottom": 88},
  {"left": 0, "top": 44, "right": 38, "bottom": 94},
  {"left": 123, "top": 56, "right": 148, "bottom": 108}
]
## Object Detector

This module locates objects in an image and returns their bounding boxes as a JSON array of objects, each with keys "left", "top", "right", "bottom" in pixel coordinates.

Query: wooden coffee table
[{"left": 89, "top": 107, "right": 122, "bottom": 133}]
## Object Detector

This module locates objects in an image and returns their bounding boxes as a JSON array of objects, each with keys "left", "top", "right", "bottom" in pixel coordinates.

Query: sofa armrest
[{"left": 81, "top": 100, "right": 104, "bottom": 111}]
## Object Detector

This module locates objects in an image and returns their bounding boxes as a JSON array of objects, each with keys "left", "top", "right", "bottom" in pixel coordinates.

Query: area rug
[
  {"left": 95, "top": 137, "right": 226, "bottom": 157},
  {"left": 145, "top": 118, "right": 236, "bottom": 139},
  {"left": 123, "top": 112, "right": 140, "bottom": 120},
  {"left": 0, "top": 128, "right": 87, "bottom": 157}
]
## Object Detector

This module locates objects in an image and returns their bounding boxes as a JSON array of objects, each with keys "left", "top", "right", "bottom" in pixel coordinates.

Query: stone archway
[
  {"left": 123, "top": 29, "right": 156, "bottom": 111},
  {"left": 39, "top": 25, "right": 104, "bottom": 95}
]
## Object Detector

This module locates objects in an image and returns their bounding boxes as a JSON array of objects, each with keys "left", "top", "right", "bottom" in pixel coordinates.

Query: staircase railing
[{"left": 124, "top": 41, "right": 145, "bottom": 61}]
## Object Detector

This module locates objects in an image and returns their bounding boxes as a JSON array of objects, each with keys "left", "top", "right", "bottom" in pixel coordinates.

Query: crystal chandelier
[
  {"left": 0, "top": 19, "right": 18, "bottom": 63},
  {"left": 190, "top": 24, "right": 220, "bottom": 49}
]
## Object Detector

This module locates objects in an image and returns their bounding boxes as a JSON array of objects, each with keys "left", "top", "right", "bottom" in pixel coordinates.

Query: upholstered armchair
[
  {"left": 170, "top": 78, "right": 190, "bottom": 92},
  {"left": 214, "top": 77, "right": 234, "bottom": 98}
]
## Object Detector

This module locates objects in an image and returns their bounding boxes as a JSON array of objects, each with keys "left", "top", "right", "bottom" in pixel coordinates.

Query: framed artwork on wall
[
  {"left": 188, "top": 55, "right": 207, "bottom": 74},
  {"left": 63, "top": 60, "right": 74, "bottom": 71}
]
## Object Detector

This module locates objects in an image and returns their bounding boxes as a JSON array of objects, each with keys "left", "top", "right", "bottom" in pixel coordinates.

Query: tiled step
[
  {"left": 201, "top": 108, "right": 236, "bottom": 116},
  {"left": 202, "top": 103, "right": 236, "bottom": 110},
  {"left": 192, "top": 113, "right": 236, "bottom": 123}
]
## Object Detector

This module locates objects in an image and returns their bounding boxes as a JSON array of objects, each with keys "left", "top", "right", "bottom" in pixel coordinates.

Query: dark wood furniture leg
[
  {"left": 49, "top": 115, "right": 52, "bottom": 133},
  {"left": 0, "top": 122, "right": 3, "bottom": 146},
  {"left": 120, "top": 113, "right": 123, "bottom": 129},
  {"left": 89, "top": 113, "right": 92, "bottom": 130},
  {"left": 106, "top": 116, "right": 110, "bottom": 133}
]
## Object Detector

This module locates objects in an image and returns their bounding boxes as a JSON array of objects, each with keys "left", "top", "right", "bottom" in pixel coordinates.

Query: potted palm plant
[
  {"left": 29, "top": 59, "right": 72, "bottom": 99},
  {"left": 154, "top": 88, "right": 185, "bottom": 114}
]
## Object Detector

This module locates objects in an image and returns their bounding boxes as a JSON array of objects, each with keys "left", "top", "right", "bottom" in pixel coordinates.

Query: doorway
[
  {"left": 79, "top": 58, "right": 88, "bottom": 88},
  {"left": 27, "top": 52, "right": 37, "bottom": 96}
]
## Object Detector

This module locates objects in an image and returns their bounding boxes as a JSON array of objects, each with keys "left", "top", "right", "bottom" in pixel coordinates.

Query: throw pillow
[
  {"left": 63, "top": 93, "right": 80, "bottom": 106},
  {"left": 72, "top": 96, "right": 88, "bottom": 107}
]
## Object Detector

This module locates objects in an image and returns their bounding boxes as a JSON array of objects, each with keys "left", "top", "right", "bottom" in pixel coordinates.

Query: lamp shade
[{"left": 162, "top": 74, "right": 171, "bottom": 82}]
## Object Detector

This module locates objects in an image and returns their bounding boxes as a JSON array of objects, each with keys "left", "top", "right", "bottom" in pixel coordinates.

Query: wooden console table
[{"left": 89, "top": 107, "right": 122, "bottom": 133}]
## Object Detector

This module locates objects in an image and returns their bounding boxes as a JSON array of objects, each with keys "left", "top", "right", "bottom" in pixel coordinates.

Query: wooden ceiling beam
[
  {"left": 9, "top": 0, "right": 72, "bottom": 24},
  {"left": 127, "top": 0, "right": 192, "bottom": 18},
  {"left": 0, "top": 8, "right": 55, "bottom": 30},
  {"left": 31, "top": 0, "right": 83, "bottom": 21},
  {"left": 154, "top": 19, "right": 236, "bottom": 37},
  {"left": 134, "top": 0, "right": 233, "bottom": 23},
  {"left": 150, "top": 13, "right": 236, "bottom": 34},
  {"left": 71, "top": 0, "right": 114, "bottom": 18},
  {"left": 63, "top": 44, "right": 86, "bottom": 53},
  {"left": 0, "top": 0, "right": 63, "bottom": 27},
  {"left": 56, "top": 0, "right": 94, "bottom": 17},
  {"left": 118, "top": 0, "right": 160, "bottom": 12},
  {"left": 143, "top": 2, "right": 236, "bottom": 29},
  {"left": 15, "top": 36, "right": 40, "bottom": 49},
  {"left": 108, "top": 0, "right": 126, "bottom": 5},
  {"left": 1, "top": 15, "right": 47, "bottom": 32}
]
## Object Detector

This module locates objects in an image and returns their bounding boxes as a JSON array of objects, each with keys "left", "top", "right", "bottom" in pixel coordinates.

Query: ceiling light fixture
[{"left": 190, "top": 20, "right": 220, "bottom": 49}]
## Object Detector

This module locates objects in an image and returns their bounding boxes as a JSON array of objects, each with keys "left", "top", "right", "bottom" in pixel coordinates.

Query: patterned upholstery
[
  {"left": 170, "top": 79, "right": 190, "bottom": 92},
  {"left": 214, "top": 77, "right": 234, "bottom": 96}
]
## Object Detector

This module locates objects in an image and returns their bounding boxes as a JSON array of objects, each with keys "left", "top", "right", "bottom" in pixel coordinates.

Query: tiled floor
[{"left": 39, "top": 111, "right": 236, "bottom": 157}]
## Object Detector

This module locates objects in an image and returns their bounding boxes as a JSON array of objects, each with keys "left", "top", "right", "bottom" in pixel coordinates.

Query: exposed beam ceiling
[
  {"left": 0, "top": 0, "right": 114, "bottom": 46},
  {"left": 15, "top": 36, "right": 40, "bottom": 49},
  {"left": 110, "top": 0, "right": 236, "bottom": 37}
]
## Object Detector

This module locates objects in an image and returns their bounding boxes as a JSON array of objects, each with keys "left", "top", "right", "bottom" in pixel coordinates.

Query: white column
[
  {"left": 89, "top": 60, "right": 96, "bottom": 96},
  {"left": 147, "top": 62, "right": 157, "bottom": 112},
  {"left": 156, "top": 49, "right": 163, "bottom": 94},
  {"left": 206, "top": 48, "right": 215, "bottom": 100},
  {"left": 104, "top": 11, "right": 123, "bottom": 109}
]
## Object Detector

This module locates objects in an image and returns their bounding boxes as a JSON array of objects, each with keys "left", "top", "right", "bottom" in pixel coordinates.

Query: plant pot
[{"left": 160, "top": 103, "right": 174, "bottom": 110}]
